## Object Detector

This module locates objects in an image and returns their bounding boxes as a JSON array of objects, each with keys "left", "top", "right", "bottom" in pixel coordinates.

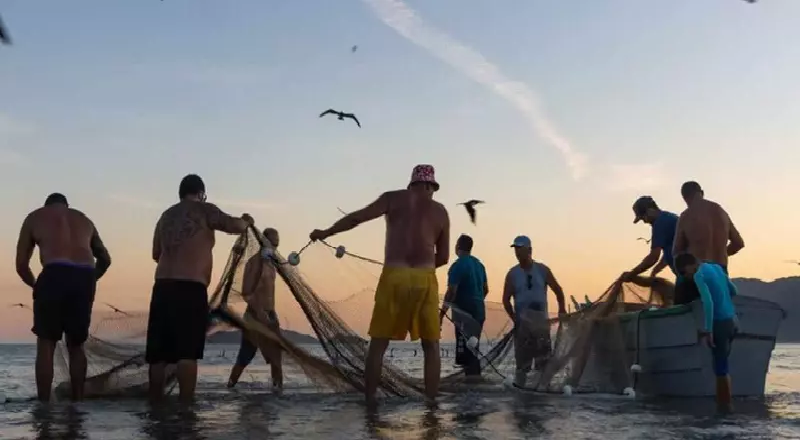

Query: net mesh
[{"left": 46, "top": 226, "right": 675, "bottom": 400}]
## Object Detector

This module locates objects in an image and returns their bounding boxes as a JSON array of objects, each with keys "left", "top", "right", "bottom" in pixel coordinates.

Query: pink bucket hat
[{"left": 407, "top": 164, "right": 439, "bottom": 191}]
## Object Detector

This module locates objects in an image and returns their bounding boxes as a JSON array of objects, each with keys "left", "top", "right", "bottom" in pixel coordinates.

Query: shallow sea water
[{"left": 1, "top": 343, "right": 799, "bottom": 439}]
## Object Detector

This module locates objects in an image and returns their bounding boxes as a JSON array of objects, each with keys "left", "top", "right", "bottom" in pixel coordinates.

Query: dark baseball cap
[{"left": 632, "top": 196, "right": 657, "bottom": 224}]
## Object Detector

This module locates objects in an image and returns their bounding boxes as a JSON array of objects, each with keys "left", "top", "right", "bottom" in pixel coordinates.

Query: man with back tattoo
[
  {"left": 147, "top": 174, "right": 254, "bottom": 404},
  {"left": 15, "top": 193, "right": 112, "bottom": 402},
  {"left": 310, "top": 164, "right": 450, "bottom": 406}
]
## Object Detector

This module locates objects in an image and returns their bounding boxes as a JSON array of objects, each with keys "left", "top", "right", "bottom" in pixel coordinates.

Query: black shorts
[
  {"left": 32, "top": 264, "right": 97, "bottom": 346},
  {"left": 235, "top": 308, "right": 279, "bottom": 367},
  {"left": 145, "top": 279, "right": 209, "bottom": 364}
]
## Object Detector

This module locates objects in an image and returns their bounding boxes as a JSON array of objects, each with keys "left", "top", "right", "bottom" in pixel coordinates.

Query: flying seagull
[
  {"left": 457, "top": 200, "right": 484, "bottom": 224},
  {"left": 637, "top": 237, "right": 651, "bottom": 244},
  {"left": 351, "top": 45, "right": 358, "bottom": 53},
  {"left": 9, "top": 303, "right": 25, "bottom": 308},
  {"left": 319, "top": 109, "right": 361, "bottom": 128},
  {"left": 0, "top": 15, "right": 11, "bottom": 45},
  {"left": 785, "top": 260, "right": 800, "bottom": 266},
  {"left": 104, "top": 302, "right": 129, "bottom": 315}
]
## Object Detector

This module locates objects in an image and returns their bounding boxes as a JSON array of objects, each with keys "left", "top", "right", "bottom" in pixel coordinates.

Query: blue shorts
[{"left": 711, "top": 318, "right": 737, "bottom": 376}]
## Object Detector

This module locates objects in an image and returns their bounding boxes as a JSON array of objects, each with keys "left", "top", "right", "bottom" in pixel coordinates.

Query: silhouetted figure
[
  {"left": 458, "top": 200, "right": 484, "bottom": 224},
  {"left": 319, "top": 109, "right": 361, "bottom": 128}
]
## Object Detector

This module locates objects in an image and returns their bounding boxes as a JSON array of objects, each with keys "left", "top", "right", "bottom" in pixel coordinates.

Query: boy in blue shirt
[
  {"left": 440, "top": 234, "right": 488, "bottom": 378},
  {"left": 674, "top": 252, "right": 739, "bottom": 413}
]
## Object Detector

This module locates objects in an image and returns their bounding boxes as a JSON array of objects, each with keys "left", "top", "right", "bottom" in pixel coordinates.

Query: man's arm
[
  {"left": 323, "top": 193, "right": 390, "bottom": 238},
  {"left": 650, "top": 257, "right": 668, "bottom": 277},
  {"left": 90, "top": 225, "right": 112, "bottom": 280},
  {"left": 434, "top": 208, "right": 450, "bottom": 268},
  {"left": 693, "top": 269, "right": 715, "bottom": 333},
  {"left": 502, "top": 271, "right": 515, "bottom": 321},
  {"left": 629, "top": 248, "right": 661, "bottom": 278},
  {"left": 152, "top": 219, "right": 161, "bottom": 263},
  {"left": 672, "top": 214, "right": 688, "bottom": 257},
  {"left": 544, "top": 265, "right": 567, "bottom": 314},
  {"left": 727, "top": 214, "right": 745, "bottom": 256},
  {"left": 482, "top": 264, "right": 489, "bottom": 298},
  {"left": 440, "top": 263, "right": 459, "bottom": 320},
  {"left": 241, "top": 257, "right": 261, "bottom": 302},
  {"left": 205, "top": 203, "right": 249, "bottom": 234},
  {"left": 15, "top": 215, "right": 36, "bottom": 288}
]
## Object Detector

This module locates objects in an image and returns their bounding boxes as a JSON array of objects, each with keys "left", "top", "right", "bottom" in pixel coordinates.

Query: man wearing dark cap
[
  {"left": 147, "top": 174, "right": 254, "bottom": 404},
  {"left": 673, "top": 181, "right": 744, "bottom": 274},
  {"left": 440, "top": 234, "right": 488, "bottom": 379},
  {"left": 15, "top": 193, "right": 112, "bottom": 402},
  {"left": 622, "top": 196, "right": 680, "bottom": 283}
]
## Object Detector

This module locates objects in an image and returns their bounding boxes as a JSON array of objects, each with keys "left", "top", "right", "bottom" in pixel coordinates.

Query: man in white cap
[
  {"left": 501, "top": 235, "right": 567, "bottom": 388},
  {"left": 310, "top": 164, "right": 451, "bottom": 406}
]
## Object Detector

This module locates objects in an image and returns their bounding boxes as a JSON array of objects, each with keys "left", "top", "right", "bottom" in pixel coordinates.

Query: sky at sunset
[{"left": 1, "top": 0, "right": 799, "bottom": 341}]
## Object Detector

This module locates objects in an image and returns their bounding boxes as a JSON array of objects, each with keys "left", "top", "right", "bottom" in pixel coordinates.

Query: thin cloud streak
[
  {"left": 362, "top": 0, "right": 588, "bottom": 180},
  {"left": 605, "top": 162, "right": 669, "bottom": 192}
]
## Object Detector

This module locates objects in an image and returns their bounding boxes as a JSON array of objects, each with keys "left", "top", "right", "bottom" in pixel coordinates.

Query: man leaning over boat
[{"left": 621, "top": 196, "right": 680, "bottom": 291}]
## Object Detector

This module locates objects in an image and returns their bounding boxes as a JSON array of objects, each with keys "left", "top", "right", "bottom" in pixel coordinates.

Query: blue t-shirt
[
  {"left": 651, "top": 211, "right": 679, "bottom": 274},
  {"left": 694, "top": 262, "right": 738, "bottom": 332},
  {"left": 447, "top": 255, "right": 487, "bottom": 321}
]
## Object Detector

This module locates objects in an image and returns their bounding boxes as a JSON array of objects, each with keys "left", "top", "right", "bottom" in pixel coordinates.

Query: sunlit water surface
[{"left": 1, "top": 343, "right": 799, "bottom": 439}]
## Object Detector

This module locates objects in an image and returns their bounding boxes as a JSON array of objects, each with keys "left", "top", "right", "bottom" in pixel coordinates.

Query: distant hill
[
  {"left": 733, "top": 276, "right": 797, "bottom": 342},
  {"left": 208, "top": 329, "right": 318, "bottom": 345}
]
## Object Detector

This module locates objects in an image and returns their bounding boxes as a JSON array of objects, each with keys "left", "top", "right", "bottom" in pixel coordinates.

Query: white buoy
[
  {"left": 562, "top": 385, "right": 573, "bottom": 396},
  {"left": 287, "top": 252, "right": 301, "bottom": 266},
  {"left": 623, "top": 387, "right": 636, "bottom": 398},
  {"left": 335, "top": 245, "right": 346, "bottom": 259},
  {"left": 503, "top": 376, "right": 515, "bottom": 388},
  {"left": 466, "top": 336, "right": 479, "bottom": 350},
  {"left": 260, "top": 247, "right": 274, "bottom": 260},
  {"left": 630, "top": 364, "right": 642, "bottom": 374}
]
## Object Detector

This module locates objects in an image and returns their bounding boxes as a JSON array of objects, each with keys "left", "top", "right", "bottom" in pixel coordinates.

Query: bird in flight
[
  {"left": 637, "top": 237, "right": 651, "bottom": 244},
  {"left": 0, "top": 15, "right": 11, "bottom": 45},
  {"left": 784, "top": 260, "right": 800, "bottom": 266},
  {"left": 9, "top": 303, "right": 26, "bottom": 308},
  {"left": 319, "top": 109, "right": 361, "bottom": 128},
  {"left": 457, "top": 200, "right": 484, "bottom": 224},
  {"left": 351, "top": 45, "right": 358, "bottom": 53},
  {"left": 104, "top": 302, "right": 129, "bottom": 315}
]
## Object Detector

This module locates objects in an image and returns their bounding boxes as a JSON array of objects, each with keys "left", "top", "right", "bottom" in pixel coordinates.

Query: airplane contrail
[{"left": 362, "top": 0, "right": 588, "bottom": 180}]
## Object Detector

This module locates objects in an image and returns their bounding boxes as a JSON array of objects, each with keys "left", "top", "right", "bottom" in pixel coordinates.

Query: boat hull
[{"left": 614, "top": 295, "right": 785, "bottom": 397}]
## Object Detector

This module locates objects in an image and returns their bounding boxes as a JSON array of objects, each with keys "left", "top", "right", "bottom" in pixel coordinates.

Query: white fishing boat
[{"left": 614, "top": 295, "right": 786, "bottom": 397}]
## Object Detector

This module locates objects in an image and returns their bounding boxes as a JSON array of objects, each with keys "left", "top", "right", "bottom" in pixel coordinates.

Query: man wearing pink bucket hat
[{"left": 310, "top": 164, "right": 450, "bottom": 406}]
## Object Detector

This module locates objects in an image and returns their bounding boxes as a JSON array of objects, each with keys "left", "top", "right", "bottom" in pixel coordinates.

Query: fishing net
[{"left": 45, "top": 225, "right": 675, "bottom": 400}]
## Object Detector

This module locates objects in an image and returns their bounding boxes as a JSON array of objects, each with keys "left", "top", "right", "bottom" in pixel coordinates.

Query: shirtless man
[
  {"left": 672, "top": 181, "right": 745, "bottom": 303},
  {"left": 15, "top": 193, "right": 112, "bottom": 402},
  {"left": 227, "top": 227, "right": 283, "bottom": 392},
  {"left": 147, "top": 174, "right": 253, "bottom": 404},
  {"left": 309, "top": 164, "right": 450, "bottom": 406}
]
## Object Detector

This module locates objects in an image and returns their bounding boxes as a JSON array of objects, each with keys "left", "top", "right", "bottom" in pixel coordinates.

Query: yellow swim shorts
[{"left": 368, "top": 266, "right": 440, "bottom": 341}]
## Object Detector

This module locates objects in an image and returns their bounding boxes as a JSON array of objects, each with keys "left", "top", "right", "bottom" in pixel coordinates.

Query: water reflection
[
  {"left": 138, "top": 403, "right": 205, "bottom": 440},
  {"left": 509, "top": 395, "right": 546, "bottom": 436},
  {"left": 238, "top": 398, "right": 276, "bottom": 437},
  {"left": 31, "top": 404, "right": 87, "bottom": 440},
  {"left": 419, "top": 409, "right": 441, "bottom": 440}
]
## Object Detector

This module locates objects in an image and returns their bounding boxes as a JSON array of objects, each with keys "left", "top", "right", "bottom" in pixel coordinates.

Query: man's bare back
[
  {"left": 674, "top": 199, "right": 742, "bottom": 268},
  {"left": 383, "top": 189, "right": 449, "bottom": 268},
  {"left": 22, "top": 207, "right": 99, "bottom": 267},
  {"left": 152, "top": 200, "right": 247, "bottom": 286}
]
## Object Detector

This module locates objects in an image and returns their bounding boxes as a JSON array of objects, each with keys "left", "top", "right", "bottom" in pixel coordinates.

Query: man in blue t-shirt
[
  {"left": 622, "top": 196, "right": 680, "bottom": 284},
  {"left": 440, "top": 234, "right": 488, "bottom": 377}
]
